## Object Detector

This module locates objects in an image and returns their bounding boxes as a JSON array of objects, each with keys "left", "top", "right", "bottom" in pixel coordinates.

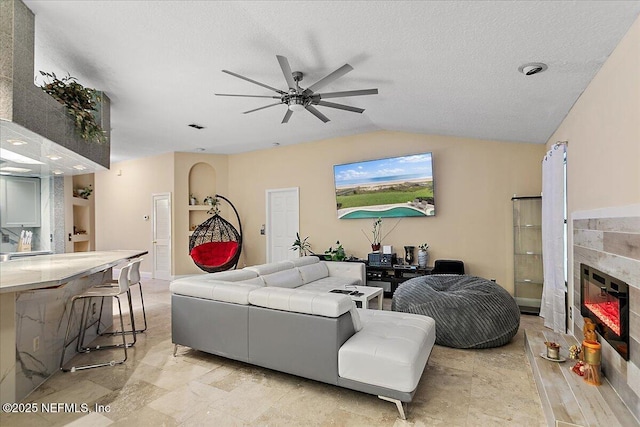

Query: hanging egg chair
[{"left": 189, "top": 195, "right": 243, "bottom": 273}]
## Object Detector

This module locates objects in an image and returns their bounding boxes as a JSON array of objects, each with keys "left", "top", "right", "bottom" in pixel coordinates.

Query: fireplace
[{"left": 580, "top": 264, "right": 629, "bottom": 360}]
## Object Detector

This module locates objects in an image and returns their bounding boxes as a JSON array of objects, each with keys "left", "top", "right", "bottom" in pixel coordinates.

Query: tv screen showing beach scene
[{"left": 333, "top": 153, "right": 435, "bottom": 219}]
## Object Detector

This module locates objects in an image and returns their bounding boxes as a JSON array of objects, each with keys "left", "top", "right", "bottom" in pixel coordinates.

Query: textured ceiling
[{"left": 22, "top": 1, "right": 640, "bottom": 163}]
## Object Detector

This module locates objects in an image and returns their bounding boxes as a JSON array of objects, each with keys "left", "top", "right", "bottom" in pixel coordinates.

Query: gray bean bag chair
[{"left": 391, "top": 275, "right": 520, "bottom": 349}]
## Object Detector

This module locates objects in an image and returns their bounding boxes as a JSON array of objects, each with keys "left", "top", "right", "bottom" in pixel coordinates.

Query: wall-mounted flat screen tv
[{"left": 333, "top": 152, "right": 435, "bottom": 219}]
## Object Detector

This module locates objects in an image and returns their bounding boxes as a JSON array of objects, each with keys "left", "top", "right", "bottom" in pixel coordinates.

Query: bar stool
[
  {"left": 97, "top": 258, "right": 147, "bottom": 335},
  {"left": 60, "top": 263, "right": 135, "bottom": 372}
]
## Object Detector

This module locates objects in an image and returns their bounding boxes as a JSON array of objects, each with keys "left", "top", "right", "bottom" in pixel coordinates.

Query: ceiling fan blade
[
  {"left": 276, "top": 55, "right": 297, "bottom": 90},
  {"left": 305, "top": 105, "right": 330, "bottom": 123},
  {"left": 222, "top": 70, "right": 285, "bottom": 95},
  {"left": 315, "top": 100, "right": 364, "bottom": 113},
  {"left": 304, "top": 64, "right": 354, "bottom": 94},
  {"left": 242, "top": 102, "right": 282, "bottom": 114},
  {"left": 281, "top": 109, "right": 293, "bottom": 124},
  {"left": 215, "top": 93, "right": 281, "bottom": 99},
  {"left": 317, "top": 89, "right": 378, "bottom": 99}
]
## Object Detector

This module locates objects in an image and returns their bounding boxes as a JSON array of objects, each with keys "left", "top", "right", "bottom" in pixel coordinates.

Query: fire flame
[{"left": 584, "top": 302, "right": 621, "bottom": 336}]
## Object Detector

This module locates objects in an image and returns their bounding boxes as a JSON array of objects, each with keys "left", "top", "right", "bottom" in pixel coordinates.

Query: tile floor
[{"left": 1, "top": 279, "right": 547, "bottom": 426}]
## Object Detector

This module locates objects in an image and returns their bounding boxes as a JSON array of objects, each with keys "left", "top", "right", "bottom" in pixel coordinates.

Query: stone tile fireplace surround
[{"left": 572, "top": 205, "right": 640, "bottom": 420}]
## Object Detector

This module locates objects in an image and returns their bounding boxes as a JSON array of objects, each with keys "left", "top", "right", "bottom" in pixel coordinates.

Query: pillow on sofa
[
  {"left": 298, "top": 262, "right": 329, "bottom": 284},
  {"left": 261, "top": 268, "right": 304, "bottom": 288}
]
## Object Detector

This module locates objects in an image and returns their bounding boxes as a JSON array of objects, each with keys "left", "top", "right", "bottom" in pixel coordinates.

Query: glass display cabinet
[{"left": 512, "top": 196, "right": 543, "bottom": 314}]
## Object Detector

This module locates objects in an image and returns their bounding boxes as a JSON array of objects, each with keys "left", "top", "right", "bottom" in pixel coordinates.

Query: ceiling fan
[{"left": 215, "top": 55, "right": 378, "bottom": 124}]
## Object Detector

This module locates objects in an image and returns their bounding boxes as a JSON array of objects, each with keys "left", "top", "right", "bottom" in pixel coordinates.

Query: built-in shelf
[
  {"left": 188, "top": 205, "right": 212, "bottom": 211},
  {"left": 71, "top": 234, "right": 89, "bottom": 242},
  {"left": 72, "top": 197, "right": 90, "bottom": 207}
]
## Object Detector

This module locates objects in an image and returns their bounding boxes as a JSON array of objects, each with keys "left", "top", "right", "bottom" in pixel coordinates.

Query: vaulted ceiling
[{"left": 23, "top": 1, "right": 640, "bottom": 163}]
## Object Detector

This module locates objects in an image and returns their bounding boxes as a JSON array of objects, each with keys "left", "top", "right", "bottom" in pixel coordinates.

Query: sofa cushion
[
  {"left": 248, "top": 287, "right": 353, "bottom": 318},
  {"left": 242, "top": 276, "right": 266, "bottom": 286},
  {"left": 244, "top": 261, "right": 293, "bottom": 276},
  {"left": 261, "top": 268, "right": 304, "bottom": 288},
  {"left": 298, "top": 262, "right": 329, "bottom": 284},
  {"left": 349, "top": 303, "right": 362, "bottom": 332},
  {"left": 338, "top": 310, "right": 436, "bottom": 393},
  {"left": 298, "top": 276, "right": 360, "bottom": 292},
  {"left": 290, "top": 256, "right": 320, "bottom": 267},
  {"left": 203, "top": 269, "right": 259, "bottom": 282},
  {"left": 170, "top": 279, "right": 261, "bottom": 305}
]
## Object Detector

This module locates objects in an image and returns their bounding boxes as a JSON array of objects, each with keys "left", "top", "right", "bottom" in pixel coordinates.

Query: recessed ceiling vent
[
  {"left": 518, "top": 62, "right": 548, "bottom": 76},
  {"left": 188, "top": 123, "right": 205, "bottom": 130}
]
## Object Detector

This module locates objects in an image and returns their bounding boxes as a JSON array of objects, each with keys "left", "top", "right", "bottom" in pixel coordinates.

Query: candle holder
[
  {"left": 544, "top": 341, "right": 560, "bottom": 360},
  {"left": 582, "top": 340, "right": 601, "bottom": 385}
]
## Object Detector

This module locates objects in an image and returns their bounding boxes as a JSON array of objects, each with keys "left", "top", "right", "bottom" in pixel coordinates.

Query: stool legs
[
  {"left": 95, "top": 290, "right": 138, "bottom": 346},
  {"left": 60, "top": 295, "right": 129, "bottom": 372}
]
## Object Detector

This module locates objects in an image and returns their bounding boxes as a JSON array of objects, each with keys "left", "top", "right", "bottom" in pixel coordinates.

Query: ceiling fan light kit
[{"left": 216, "top": 55, "right": 378, "bottom": 123}]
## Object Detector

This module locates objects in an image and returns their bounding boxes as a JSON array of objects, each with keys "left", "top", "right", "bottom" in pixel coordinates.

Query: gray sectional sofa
[{"left": 170, "top": 256, "right": 436, "bottom": 419}]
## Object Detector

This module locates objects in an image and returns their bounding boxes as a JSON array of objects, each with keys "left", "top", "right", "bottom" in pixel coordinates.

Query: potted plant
[
  {"left": 361, "top": 218, "right": 383, "bottom": 252},
  {"left": 361, "top": 218, "right": 402, "bottom": 253},
  {"left": 325, "top": 241, "right": 346, "bottom": 261},
  {"left": 77, "top": 185, "right": 93, "bottom": 200},
  {"left": 38, "top": 71, "right": 107, "bottom": 143},
  {"left": 189, "top": 194, "right": 198, "bottom": 205},
  {"left": 418, "top": 243, "right": 429, "bottom": 268},
  {"left": 291, "top": 233, "right": 311, "bottom": 256}
]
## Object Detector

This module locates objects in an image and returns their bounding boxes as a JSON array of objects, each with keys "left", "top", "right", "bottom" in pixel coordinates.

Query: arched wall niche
[
  {"left": 188, "top": 162, "right": 216, "bottom": 202},
  {"left": 188, "top": 162, "right": 217, "bottom": 231}
]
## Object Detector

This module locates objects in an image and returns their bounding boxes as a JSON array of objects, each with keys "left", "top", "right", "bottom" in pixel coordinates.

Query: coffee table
[{"left": 330, "top": 286, "right": 384, "bottom": 310}]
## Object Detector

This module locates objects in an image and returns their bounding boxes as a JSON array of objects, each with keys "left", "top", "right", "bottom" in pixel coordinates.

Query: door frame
[
  {"left": 152, "top": 192, "right": 172, "bottom": 280},
  {"left": 265, "top": 187, "right": 299, "bottom": 263}
]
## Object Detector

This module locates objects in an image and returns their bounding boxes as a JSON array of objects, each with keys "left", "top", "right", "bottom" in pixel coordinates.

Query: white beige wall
[
  {"left": 95, "top": 152, "right": 175, "bottom": 274},
  {"left": 229, "top": 130, "right": 545, "bottom": 294},
  {"left": 548, "top": 15, "right": 640, "bottom": 211},
  {"left": 547, "top": 15, "right": 640, "bottom": 327}
]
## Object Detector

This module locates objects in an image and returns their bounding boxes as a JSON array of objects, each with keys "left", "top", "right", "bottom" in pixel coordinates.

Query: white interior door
[
  {"left": 152, "top": 193, "right": 171, "bottom": 280},
  {"left": 266, "top": 188, "right": 299, "bottom": 263}
]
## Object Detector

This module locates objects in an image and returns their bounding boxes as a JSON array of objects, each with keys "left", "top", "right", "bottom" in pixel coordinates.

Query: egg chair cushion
[
  {"left": 190, "top": 241, "right": 239, "bottom": 268},
  {"left": 391, "top": 275, "right": 520, "bottom": 349}
]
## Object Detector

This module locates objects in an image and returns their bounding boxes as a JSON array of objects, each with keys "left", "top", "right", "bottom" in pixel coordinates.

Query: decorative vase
[
  {"left": 404, "top": 246, "right": 415, "bottom": 264},
  {"left": 418, "top": 250, "right": 428, "bottom": 268},
  {"left": 371, "top": 243, "right": 381, "bottom": 252}
]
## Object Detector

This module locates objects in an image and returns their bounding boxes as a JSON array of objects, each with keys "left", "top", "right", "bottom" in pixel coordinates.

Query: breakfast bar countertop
[{"left": 0, "top": 250, "right": 148, "bottom": 293}]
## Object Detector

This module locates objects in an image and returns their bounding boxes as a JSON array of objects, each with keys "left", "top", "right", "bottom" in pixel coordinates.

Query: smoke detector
[{"left": 518, "top": 62, "right": 548, "bottom": 76}]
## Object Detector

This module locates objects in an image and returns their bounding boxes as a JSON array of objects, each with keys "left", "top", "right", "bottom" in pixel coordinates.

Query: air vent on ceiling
[{"left": 188, "top": 123, "right": 205, "bottom": 130}]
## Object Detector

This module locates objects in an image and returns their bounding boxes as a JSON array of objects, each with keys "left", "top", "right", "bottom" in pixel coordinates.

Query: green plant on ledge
[
  {"left": 39, "top": 71, "right": 107, "bottom": 144},
  {"left": 325, "top": 241, "right": 346, "bottom": 261}
]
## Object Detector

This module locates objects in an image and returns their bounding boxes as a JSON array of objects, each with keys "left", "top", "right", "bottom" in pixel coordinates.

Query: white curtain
[{"left": 540, "top": 143, "right": 566, "bottom": 333}]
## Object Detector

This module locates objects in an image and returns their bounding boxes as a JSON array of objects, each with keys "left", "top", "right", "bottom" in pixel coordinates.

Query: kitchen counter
[
  {"left": 0, "top": 250, "right": 147, "bottom": 403},
  {"left": 0, "top": 250, "right": 147, "bottom": 293}
]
